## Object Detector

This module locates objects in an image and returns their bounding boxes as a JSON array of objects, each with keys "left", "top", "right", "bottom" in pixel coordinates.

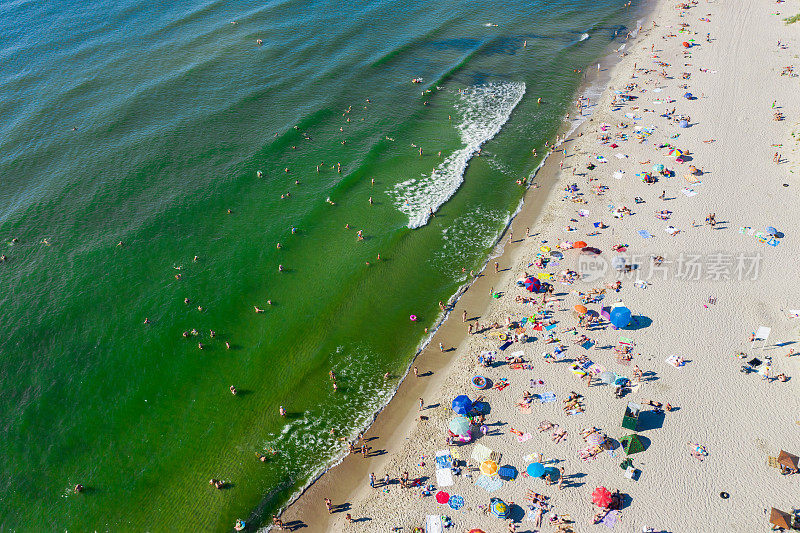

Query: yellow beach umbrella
[{"left": 480, "top": 460, "right": 499, "bottom": 476}]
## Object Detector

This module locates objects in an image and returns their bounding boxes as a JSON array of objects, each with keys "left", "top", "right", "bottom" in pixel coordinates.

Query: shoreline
[
  {"left": 274, "top": 6, "right": 653, "bottom": 528},
  {"left": 280, "top": 0, "right": 800, "bottom": 529}
]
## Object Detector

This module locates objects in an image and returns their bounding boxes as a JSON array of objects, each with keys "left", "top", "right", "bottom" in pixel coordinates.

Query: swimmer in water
[
  {"left": 356, "top": 230, "right": 364, "bottom": 241},
  {"left": 371, "top": 178, "right": 375, "bottom": 186},
  {"left": 276, "top": 243, "right": 281, "bottom": 249},
  {"left": 345, "top": 223, "right": 350, "bottom": 229},
  {"left": 368, "top": 196, "right": 373, "bottom": 205},
  {"left": 230, "top": 385, "right": 237, "bottom": 395},
  {"left": 279, "top": 406, "right": 286, "bottom": 417},
  {"left": 257, "top": 170, "right": 263, "bottom": 178},
  {"left": 254, "top": 306, "right": 265, "bottom": 313},
  {"left": 278, "top": 264, "right": 284, "bottom": 272},
  {"left": 291, "top": 227, "right": 297, "bottom": 234}
]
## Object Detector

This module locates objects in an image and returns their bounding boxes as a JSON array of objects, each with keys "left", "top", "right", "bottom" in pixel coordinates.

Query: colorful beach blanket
[
  {"left": 538, "top": 392, "right": 557, "bottom": 403},
  {"left": 474, "top": 474, "right": 503, "bottom": 492},
  {"left": 637, "top": 229, "right": 653, "bottom": 239},
  {"left": 435, "top": 451, "right": 452, "bottom": 469},
  {"left": 602, "top": 510, "right": 619, "bottom": 528}
]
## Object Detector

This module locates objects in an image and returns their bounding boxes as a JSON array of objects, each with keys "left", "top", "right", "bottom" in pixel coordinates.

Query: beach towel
[
  {"left": 684, "top": 174, "right": 701, "bottom": 184},
  {"left": 435, "top": 451, "right": 453, "bottom": 469},
  {"left": 545, "top": 323, "right": 558, "bottom": 331},
  {"left": 539, "top": 392, "right": 557, "bottom": 403},
  {"left": 474, "top": 475, "right": 503, "bottom": 492},
  {"left": 509, "top": 350, "right": 525, "bottom": 358},
  {"left": 615, "top": 153, "right": 628, "bottom": 159},
  {"left": 530, "top": 379, "right": 545, "bottom": 387},
  {"left": 579, "top": 209, "right": 590, "bottom": 217},
  {"left": 637, "top": 230, "right": 653, "bottom": 239},
  {"left": 471, "top": 443, "right": 492, "bottom": 463},
  {"left": 665, "top": 355, "right": 685, "bottom": 368},
  {"left": 581, "top": 340, "right": 595, "bottom": 350},
  {"left": 498, "top": 341, "right": 513, "bottom": 351},
  {"left": 680, "top": 187, "right": 698, "bottom": 197},
  {"left": 448, "top": 495, "right": 464, "bottom": 510},
  {"left": 517, "top": 432, "right": 533, "bottom": 442},
  {"left": 602, "top": 510, "right": 619, "bottom": 528},
  {"left": 426, "top": 514, "right": 444, "bottom": 533},
  {"left": 436, "top": 468, "right": 453, "bottom": 487},
  {"left": 613, "top": 170, "right": 625, "bottom": 180}
]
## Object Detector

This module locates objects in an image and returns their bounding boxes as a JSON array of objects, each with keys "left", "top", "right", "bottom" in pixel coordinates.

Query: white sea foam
[{"left": 392, "top": 81, "right": 526, "bottom": 229}]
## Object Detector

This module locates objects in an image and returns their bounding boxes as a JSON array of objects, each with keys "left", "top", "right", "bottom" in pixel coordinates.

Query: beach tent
[
  {"left": 489, "top": 498, "right": 509, "bottom": 519},
  {"left": 620, "top": 434, "right": 645, "bottom": 455},
  {"left": 449, "top": 416, "right": 470, "bottom": 436},
  {"left": 621, "top": 402, "right": 642, "bottom": 431},
  {"left": 778, "top": 450, "right": 799, "bottom": 473},
  {"left": 592, "top": 486, "right": 613, "bottom": 508},
  {"left": 769, "top": 508, "right": 793, "bottom": 530},
  {"left": 452, "top": 395, "right": 473, "bottom": 415}
]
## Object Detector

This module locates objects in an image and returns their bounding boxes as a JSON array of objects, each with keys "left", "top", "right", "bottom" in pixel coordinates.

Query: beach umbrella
[
  {"left": 524, "top": 277, "right": 541, "bottom": 293},
  {"left": 652, "top": 163, "right": 664, "bottom": 172},
  {"left": 609, "top": 306, "right": 632, "bottom": 329},
  {"left": 540, "top": 245, "right": 551, "bottom": 253},
  {"left": 682, "top": 41, "right": 691, "bottom": 48},
  {"left": 581, "top": 246, "right": 602, "bottom": 255},
  {"left": 480, "top": 460, "right": 499, "bottom": 476},
  {"left": 526, "top": 462, "right": 545, "bottom": 477},
  {"left": 573, "top": 241, "right": 588, "bottom": 249},
  {"left": 449, "top": 416, "right": 470, "bottom": 436},
  {"left": 668, "top": 148, "right": 683, "bottom": 158},
  {"left": 766, "top": 226, "right": 778, "bottom": 236},
  {"left": 435, "top": 490, "right": 450, "bottom": 504},
  {"left": 587, "top": 433, "right": 606, "bottom": 446},
  {"left": 574, "top": 304, "right": 588, "bottom": 315},
  {"left": 469, "top": 530, "right": 487, "bottom": 533},
  {"left": 592, "top": 486, "right": 613, "bottom": 508},
  {"left": 452, "top": 395, "right": 473, "bottom": 415},
  {"left": 599, "top": 371, "right": 616, "bottom": 385},
  {"left": 678, "top": 119, "right": 689, "bottom": 128},
  {"left": 683, "top": 92, "right": 693, "bottom": 99},
  {"left": 489, "top": 498, "right": 508, "bottom": 519},
  {"left": 615, "top": 376, "right": 629, "bottom": 386}
]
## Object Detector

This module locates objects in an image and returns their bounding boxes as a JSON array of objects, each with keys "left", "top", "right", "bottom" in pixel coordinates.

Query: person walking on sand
[
  {"left": 279, "top": 405, "right": 286, "bottom": 417},
  {"left": 439, "top": 342, "right": 444, "bottom": 352},
  {"left": 413, "top": 366, "right": 419, "bottom": 378},
  {"left": 494, "top": 261, "right": 499, "bottom": 273},
  {"left": 419, "top": 397, "right": 424, "bottom": 411},
  {"left": 462, "top": 309, "right": 467, "bottom": 322},
  {"left": 324, "top": 498, "right": 332, "bottom": 513},
  {"left": 369, "top": 472, "right": 375, "bottom": 488}
]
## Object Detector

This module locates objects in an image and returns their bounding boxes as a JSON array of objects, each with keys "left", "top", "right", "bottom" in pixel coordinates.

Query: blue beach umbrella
[
  {"left": 524, "top": 277, "right": 541, "bottom": 293},
  {"left": 526, "top": 462, "right": 545, "bottom": 478},
  {"left": 652, "top": 163, "right": 665, "bottom": 172},
  {"left": 609, "top": 305, "right": 632, "bottom": 329},
  {"left": 490, "top": 498, "right": 509, "bottom": 519},
  {"left": 452, "top": 395, "right": 473, "bottom": 415},
  {"left": 766, "top": 226, "right": 778, "bottom": 236},
  {"left": 449, "top": 416, "right": 470, "bottom": 436},
  {"left": 678, "top": 119, "right": 689, "bottom": 128}
]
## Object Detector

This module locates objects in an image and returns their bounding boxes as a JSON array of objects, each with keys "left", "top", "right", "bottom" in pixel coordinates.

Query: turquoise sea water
[{"left": 0, "top": 0, "right": 639, "bottom": 529}]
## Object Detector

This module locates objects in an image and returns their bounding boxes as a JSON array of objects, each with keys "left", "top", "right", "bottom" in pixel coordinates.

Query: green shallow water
[{"left": 0, "top": 0, "right": 641, "bottom": 529}]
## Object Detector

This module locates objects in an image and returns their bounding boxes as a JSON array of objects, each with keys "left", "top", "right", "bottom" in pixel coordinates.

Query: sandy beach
[{"left": 277, "top": 0, "right": 800, "bottom": 531}]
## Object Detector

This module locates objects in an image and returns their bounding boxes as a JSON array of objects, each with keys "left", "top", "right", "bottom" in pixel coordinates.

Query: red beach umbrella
[
  {"left": 682, "top": 41, "right": 691, "bottom": 48},
  {"left": 573, "top": 241, "right": 588, "bottom": 249},
  {"left": 436, "top": 490, "right": 450, "bottom": 504},
  {"left": 592, "top": 486, "right": 613, "bottom": 508}
]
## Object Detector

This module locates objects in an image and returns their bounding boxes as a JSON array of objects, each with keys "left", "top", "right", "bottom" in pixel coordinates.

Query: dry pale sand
[{"left": 279, "top": 0, "right": 800, "bottom": 531}]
